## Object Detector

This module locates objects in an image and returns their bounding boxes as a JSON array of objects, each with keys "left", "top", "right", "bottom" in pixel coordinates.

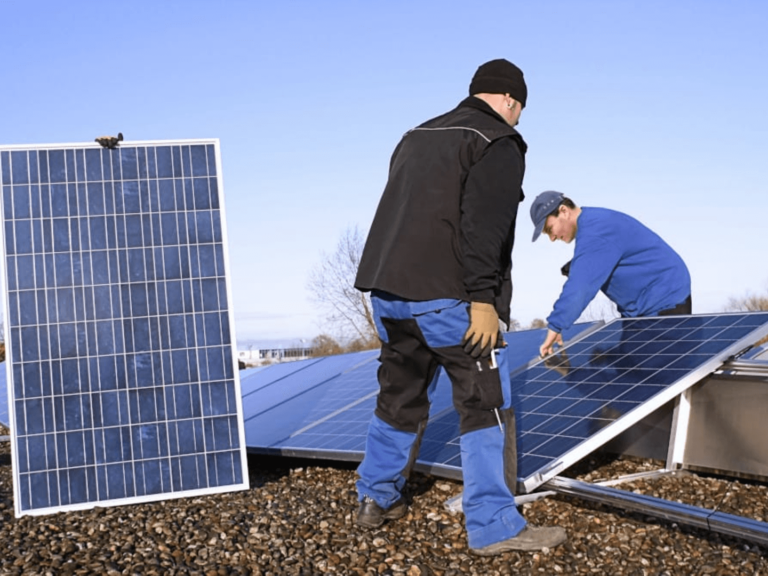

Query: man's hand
[
  {"left": 539, "top": 328, "right": 563, "bottom": 358},
  {"left": 462, "top": 302, "right": 499, "bottom": 358}
]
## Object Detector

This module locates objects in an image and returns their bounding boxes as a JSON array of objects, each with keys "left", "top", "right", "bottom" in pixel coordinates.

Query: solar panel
[
  {"left": 243, "top": 350, "right": 380, "bottom": 452},
  {"left": 239, "top": 358, "right": 322, "bottom": 396},
  {"left": 243, "top": 315, "right": 768, "bottom": 492},
  {"left": 238, "top": 363, "right": 267, "bottom": 380},
  {"left": 0, "top": 139, "right": 249, "bottom": 516},
  {"left": 241, "top": 351, "right": 376, "bottom": 406},
  {"left": 257, "top": 349, "right": 473, "bottom": 460},
  {"left": 513, "top": 312, "right": 768, "bottom": 492}
]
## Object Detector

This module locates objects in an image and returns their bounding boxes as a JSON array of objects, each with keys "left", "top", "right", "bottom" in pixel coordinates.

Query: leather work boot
[
  {"left": 356, "top": 496, "right": 407, "bottom": 528},
  {"left": 470, "top": 525, "right": 567, "bottom": 555}
]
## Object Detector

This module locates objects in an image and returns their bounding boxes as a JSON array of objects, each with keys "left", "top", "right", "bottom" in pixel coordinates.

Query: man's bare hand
[{"left": 539, "top": 328, "right": 563, "bottom": 358}]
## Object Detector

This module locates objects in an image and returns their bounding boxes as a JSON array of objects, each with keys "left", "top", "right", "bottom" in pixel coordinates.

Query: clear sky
[{"left": 1, "top": 0, "right": 766, "bottom": 348}]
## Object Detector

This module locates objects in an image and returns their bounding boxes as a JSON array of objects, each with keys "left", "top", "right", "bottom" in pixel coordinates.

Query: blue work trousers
[{"left": 356, "top": 292, "right": 526, "bottom": 549}]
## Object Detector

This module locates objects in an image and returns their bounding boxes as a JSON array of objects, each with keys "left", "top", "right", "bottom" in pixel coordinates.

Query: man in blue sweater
[{"left": 531, "top": 191, "right": 691, "bottom": 357}]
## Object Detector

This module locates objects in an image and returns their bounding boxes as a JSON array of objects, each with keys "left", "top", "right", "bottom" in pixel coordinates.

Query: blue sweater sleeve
[{"left": 546, "top": 232, "right": 621, "bottom": 333}]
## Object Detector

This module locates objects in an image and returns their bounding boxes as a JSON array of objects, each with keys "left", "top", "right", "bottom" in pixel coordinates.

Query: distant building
[{"left": 237, "top": 345, "right": 314, "bottom": 366}]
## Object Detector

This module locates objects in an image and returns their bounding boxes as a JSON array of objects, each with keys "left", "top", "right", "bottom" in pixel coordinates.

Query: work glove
[{"left": 462, "top": 302, "right": 500, "bottom": 358}]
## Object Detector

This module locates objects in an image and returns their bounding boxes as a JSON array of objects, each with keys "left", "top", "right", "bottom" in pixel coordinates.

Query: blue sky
[{"left": 1, "top": 1, "right": 766, "bottom": 347}]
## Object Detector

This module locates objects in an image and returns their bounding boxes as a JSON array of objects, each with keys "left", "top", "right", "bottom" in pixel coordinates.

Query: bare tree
[
  {"left": 307, "top": 225, "right": 378, "bottom": 348},
  {"left": 310, "top": 334, "right": 345, "bottom": 357},
  {"left": 725, "top": 289, "right": 768, "bottom": 312},
  {"left": 528, "top": 318, "right": 547, "bottom": 330},
  {"left": 725, "top": 286, "right": 768, "bottom": 346},
  {"left": 307, "top": 225, "right": 533, "bottom": 346}
]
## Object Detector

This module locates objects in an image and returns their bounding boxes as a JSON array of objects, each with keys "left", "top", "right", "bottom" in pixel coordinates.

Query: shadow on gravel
[
  {"left": 404, "top": 472, "right": 438, "bottom": 502},
  {"left": 246, "top": 453, "right": 359, "bottom": 488},
  {"left": 245, "top": 453, "right": 438, "bottom": 505}
]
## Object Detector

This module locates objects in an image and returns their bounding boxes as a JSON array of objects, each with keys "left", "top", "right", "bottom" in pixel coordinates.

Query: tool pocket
[{"left": 465, "top": 349, "right": 504, "bottom": 411}]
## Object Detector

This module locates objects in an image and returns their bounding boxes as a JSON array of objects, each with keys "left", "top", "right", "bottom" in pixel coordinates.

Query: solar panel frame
[
  {"left": 742, "top": 345, "right": 768, "bottom": 361},
  {"left": 0, "top": 139, "right": 250, "bottom": 516}
]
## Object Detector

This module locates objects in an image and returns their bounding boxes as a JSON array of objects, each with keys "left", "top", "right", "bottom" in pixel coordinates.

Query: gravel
[{"left": 1, "top": 423, "right": 766, "bottom": 575}]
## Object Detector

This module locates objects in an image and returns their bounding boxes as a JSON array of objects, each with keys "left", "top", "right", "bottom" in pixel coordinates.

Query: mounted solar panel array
[
  {"left": 0, "top": 140, "right": 249, "bottom": 516},
  {"left": 415, "top": 313, "right": 768, "bottom": 485},
  {"left": 243, "top": 323, "right": 597, "bottom": 468},
  {"left": 242, "top": 313, "right": 768, "bottom": 491}
]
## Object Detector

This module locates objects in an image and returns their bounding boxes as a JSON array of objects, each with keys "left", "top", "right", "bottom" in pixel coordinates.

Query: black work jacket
[{"left": 355, "top": 97, "right": 527, "bottom": 325}]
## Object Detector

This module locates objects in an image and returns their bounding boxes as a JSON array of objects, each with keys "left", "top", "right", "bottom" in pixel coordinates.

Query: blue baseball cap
[{"left": 530, "top": 191, "right": 565, "bottom": 241}]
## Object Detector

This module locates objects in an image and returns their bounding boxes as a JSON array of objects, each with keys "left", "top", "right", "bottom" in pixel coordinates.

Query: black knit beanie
[{"left": 469, "top": 59, "right": 527, "bottom": 108}]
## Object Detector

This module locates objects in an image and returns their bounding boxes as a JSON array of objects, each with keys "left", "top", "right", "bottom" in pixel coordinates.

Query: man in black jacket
[{"left": 354, "top": 59, "right": 566, "bottom": 555}]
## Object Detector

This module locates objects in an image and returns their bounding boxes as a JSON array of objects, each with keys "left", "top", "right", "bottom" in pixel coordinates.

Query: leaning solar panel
[
  {"left": 512, "top": 312, "right": 768, "bottom": 492},
  {"left": 0, "top": 140, "right": 249, "bottom": 516}
]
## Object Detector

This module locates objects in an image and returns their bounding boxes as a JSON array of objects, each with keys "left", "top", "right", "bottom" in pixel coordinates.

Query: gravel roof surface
[{"left": 1, "top": 423, "right": 767, "bottom": 575}]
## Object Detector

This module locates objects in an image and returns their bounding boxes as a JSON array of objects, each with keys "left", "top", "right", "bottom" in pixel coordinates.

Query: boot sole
[{"left": 470, "top": 535, "right": 567, "bottom": 555}]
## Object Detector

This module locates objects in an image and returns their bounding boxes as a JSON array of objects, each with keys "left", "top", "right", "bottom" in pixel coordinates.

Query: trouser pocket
[
  {"left": 411, "top": 298, "right": 467, "bottom": 348},
  {"left": 464, "top": 349, "right": 503, "bottom": 411}
]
